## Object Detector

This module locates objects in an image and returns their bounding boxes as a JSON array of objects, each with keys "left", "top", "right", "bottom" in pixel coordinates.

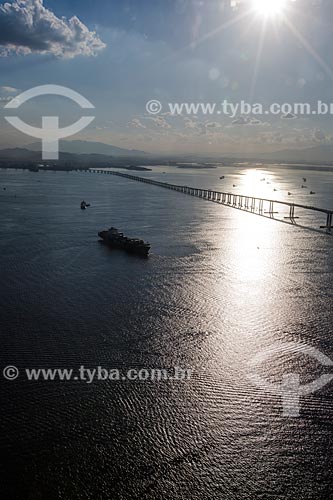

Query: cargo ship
[{"left": 98, "top": 227, "right": 150, "bottom": 257}]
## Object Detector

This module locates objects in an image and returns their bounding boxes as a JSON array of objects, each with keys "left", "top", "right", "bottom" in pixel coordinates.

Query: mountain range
[
  {"left": 254, "top": 144, "right": 333, "bottom": 163},
  {"left": 1, "top": 140, "right": 333, "bottom": 165},
  {"left": 25, "top": 140, "right": 147, "bottom": 157}
]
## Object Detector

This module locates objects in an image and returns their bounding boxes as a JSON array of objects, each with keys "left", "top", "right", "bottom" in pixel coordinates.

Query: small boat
[
  {"left": 303, "top": 178, "right": 307, "bottom": 182},
  {"left": 81, "top": 200, "right": 88, "bottom": 210},
  {"left": 220, "top": 176, "right": 225, "bottom": 180},
  {"left": 301, "top": 185, "right": 307, "bottom": 189},
  {"left": 288, "top": 192, "right": 292, "bottom": 196},
  {"left": 310, "top": 191, "right": 315, "bottom": 195},
  {"left": 274, "top": 188, "right": 278, "bottom": 192}
]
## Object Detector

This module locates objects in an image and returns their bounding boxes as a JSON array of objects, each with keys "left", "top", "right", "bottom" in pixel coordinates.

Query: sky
[{"left": 0, "top": 0, "right": 332, "bottom": 155}]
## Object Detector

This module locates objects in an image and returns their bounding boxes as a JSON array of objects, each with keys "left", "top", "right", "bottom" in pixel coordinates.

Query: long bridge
[{"left": 89, "top": 169, "right": 332, "bottom": 234}]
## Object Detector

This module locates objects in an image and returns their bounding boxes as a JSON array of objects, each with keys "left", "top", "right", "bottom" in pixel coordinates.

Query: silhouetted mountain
[
  {"left": 257, "top": 145, "right": 333, "bottom": 163},
  {"left": 0, "top": 148, "right": 40, "bottom": 160},
  {"left": 0, "top": 148, "right": 149, "bottom": 167},
  {"left": 25, "top": 140, "right": 147, "bottom": 156}
]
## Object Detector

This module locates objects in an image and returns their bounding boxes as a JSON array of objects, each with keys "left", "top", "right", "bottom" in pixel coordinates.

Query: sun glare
[{"left": 252, "top": 0, "right": 287, "bottom": 18}]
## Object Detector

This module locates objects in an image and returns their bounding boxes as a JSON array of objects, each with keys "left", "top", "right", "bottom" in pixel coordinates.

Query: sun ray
[
  {"left": 282, "top": 14, "right": 333, "bottom": 81},
  {"left": 180, "top": 8, "right": 253, "bottom": 53},
  {"left": 249, "top": 18, "right": 267, "bottom": 103},
  {"left": 155, "top": 6, "right": 254, "bottom": 69}
]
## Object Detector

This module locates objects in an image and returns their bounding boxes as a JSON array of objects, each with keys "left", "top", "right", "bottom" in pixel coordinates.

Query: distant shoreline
[{"left": 0, "top": 161, "right": 333, "bottom": 174}]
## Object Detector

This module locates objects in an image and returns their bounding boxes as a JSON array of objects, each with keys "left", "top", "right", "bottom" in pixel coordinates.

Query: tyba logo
[{"left": 4, "top": 85, "right": 95, "bottom": 160}]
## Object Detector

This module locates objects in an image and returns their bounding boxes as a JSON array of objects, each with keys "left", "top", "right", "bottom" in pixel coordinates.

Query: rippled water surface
[{"left": 0, "top": 166, "right": 332, "bottom": 499}]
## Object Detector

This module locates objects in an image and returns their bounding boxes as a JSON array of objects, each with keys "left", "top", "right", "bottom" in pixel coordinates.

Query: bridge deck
[{"left": 89, "top": 169, "right": 333, "bottom": 234}]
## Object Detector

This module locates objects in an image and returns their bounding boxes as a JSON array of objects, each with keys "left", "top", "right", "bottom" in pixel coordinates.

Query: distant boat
[
  {"left": 233, "top": 184, "right": 237, "bottom": 187},
  {"left": 81, "top": 200, "right": 90, "bottom": 210},
  {"left": 303, "top": 177, "right": 307, "bottom": 182},
  {"left": 274, "top": 188, "right": 278, "bottom": 191},
  {"left": 220, "top": 176, "right": 225, "bottom": 180},
  {"left": 301, "top": 185, "right": 307, "bottom": 189},
  {"left": 288, "top": 192, "right": 292, "bottom": 196},
  {"left": 310, "top": 191, "right": 316, "bottom": 195}
]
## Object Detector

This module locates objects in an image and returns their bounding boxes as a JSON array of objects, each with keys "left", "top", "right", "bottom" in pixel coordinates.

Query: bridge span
[{"left": 89, "top": 169, "right": 332, "bottom": 234}]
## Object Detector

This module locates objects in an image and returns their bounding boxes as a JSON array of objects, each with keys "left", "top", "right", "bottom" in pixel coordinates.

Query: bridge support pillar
[{"left": 320, "top": 211, "right": 332, "bottom": 232}]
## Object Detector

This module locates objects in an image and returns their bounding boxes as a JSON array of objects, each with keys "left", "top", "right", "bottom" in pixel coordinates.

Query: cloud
[
  {"left": 0, "top": 0, "right": 106, "bottom": 58},
  {"left": 257, "top": 131, "right": 284, "bottom": 144},
  {"left": 249, "top": 118, "right": 270, "bottom": 127},
  {"left": 231, "top": 116, "right": 248, "bottom": 125},
  {"left": 229, "top": 116, "right": 270, "bottom": 127},
  {"left": 183, "top": 117, "right": 205, "bottom": 134},
  {"left": 129, "top": 118, "right": 146, "bottom": 129},
  {"left": 147, "top": 116, "right": 171, "bottom": 129},
  {"left": 205, "top": 121, "right": 222, "bottom": 129},
  {"left": 93, "top": 125, "right": 111, "bottom": 131},
  {"left": 0, "top": 85, "right": 19, "bottom": 93},
  {"left": 314, "top": 128, "right": 326, "bottom": 142},
  {"left": 281, "top": 112, "right": 297, "bottom": 119},
  {"left": 184, "top": 117, "right": 198, "bottom": 129}
]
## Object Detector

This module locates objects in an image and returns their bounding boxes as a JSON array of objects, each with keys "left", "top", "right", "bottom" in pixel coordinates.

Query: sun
[{"left": 252, "top": 0, "right": 287, "bottom": 18}]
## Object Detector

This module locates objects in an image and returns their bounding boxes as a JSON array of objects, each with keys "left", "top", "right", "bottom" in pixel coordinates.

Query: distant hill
[
  {"left": 0, "top": 148, "right": 41, "bottom": 160},
  {"left": 257, "top": 145, "right": 333, "bottom": 163},
  {"left": 0, "top": 148, "right": 148, "bottom": 166},
  {"left": 25, "top": 140, "right": 148, "bottom": 157},
  {"left": 2, "top": 143, "right": 333, "bottom": 166}
]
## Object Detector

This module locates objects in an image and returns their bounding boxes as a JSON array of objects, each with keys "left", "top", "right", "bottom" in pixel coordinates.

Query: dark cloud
[
  {"left": 205, "top": 121, "right": 222, "bottom": 129},
  {"left": 0, "top": 0, "right": 106, "bottom": 58},
  {"left": 281, "top": 112, "right": 297, "bottom": 119}
]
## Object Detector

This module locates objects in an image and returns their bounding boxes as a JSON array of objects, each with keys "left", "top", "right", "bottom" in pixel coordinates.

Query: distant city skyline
[{"left": 0, "top": 0, "right": 333, "bottom": 155}]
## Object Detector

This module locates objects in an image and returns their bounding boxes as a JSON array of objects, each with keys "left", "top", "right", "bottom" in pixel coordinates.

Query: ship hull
[{"left": 98, "top": 230, "right": 150, "bottom": 257}]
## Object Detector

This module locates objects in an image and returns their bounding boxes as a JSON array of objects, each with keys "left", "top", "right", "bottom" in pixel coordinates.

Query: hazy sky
[{"left": 0, "top": 0, "right": 332, "bottom": 154}]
